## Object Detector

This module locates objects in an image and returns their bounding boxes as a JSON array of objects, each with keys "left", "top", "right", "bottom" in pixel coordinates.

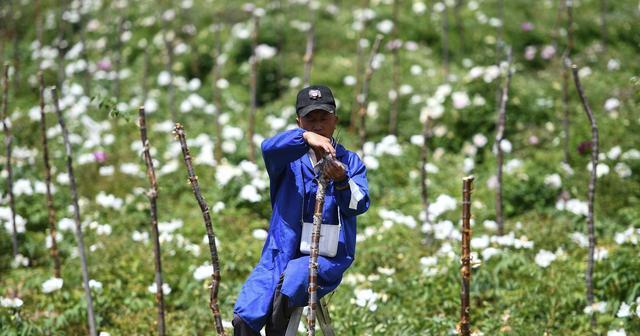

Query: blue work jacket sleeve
[
  {"left": 261, "top": 128, "right": 309, "bottom": 177},
  {"left": 333, "top": 153, "right": 370, "bottom": 217}
]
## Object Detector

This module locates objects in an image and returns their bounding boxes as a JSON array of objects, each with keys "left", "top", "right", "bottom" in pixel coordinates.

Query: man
[{"left": 233, "top": 85, "right": 370, "bottom": 335}]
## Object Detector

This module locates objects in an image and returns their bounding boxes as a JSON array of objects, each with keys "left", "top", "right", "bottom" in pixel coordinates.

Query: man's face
[{"left": 296, "top": 110, "right": 338, "bottom": 138}]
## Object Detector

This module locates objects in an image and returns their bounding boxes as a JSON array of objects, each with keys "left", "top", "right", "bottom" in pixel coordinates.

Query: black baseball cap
[{"left": 295, "top": 85, "right": 336, "bottom": 117}]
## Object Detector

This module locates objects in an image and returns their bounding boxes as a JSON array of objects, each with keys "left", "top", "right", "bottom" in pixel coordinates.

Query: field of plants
[{"left": 1, "top": 0, "right": 639, "bottom": 335}]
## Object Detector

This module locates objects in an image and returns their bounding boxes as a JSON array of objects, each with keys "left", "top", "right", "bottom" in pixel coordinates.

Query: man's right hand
[{"left": 303, "top": 131, "right": 336, "bottom": 157}]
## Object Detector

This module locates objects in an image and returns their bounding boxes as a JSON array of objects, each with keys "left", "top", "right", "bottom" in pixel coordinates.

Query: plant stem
[
  {"left": 52, "top": 86, "right": 97, "bottom": 336},
  {"left": 139, "top": 107, "right": 166, "bottom": 336},
  {"left": 495, "top": 48, "right": 512, "bottom": 236},
  {"left": 459, "top": 175, "right": 475, "bottom": 336},
  {"left": 174, "top": 123, "right": 226, "bottom": 335},
  {"left": 570, "top": 63, "right": 599, "bottom": 331},
  {"left": 39, "top": 71, "right": 61, "bottom": 278}
]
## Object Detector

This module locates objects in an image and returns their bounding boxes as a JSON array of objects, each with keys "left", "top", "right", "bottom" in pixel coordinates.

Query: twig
[
  {"left": 39, "top": 71, "right": 61, "bottom": 278},
  {"left": 52, "top": 86, "right": 97, "bottom": 336},
  {"left": 458, "top": 176, "right": 475, "bottom": 336},
  {"left": 2, "top": 64, "right": 18, "bottom": 258},
  {"left": 495, "top": 48, "right": 512, "bottom": 236},
  {"left": 173, "top": 123, "right": 226, "bottom": 335},
  {"left": 139, "top": 107, "right": 166, "bottom": 336},
  {"left": 307, "top": 157, "right": 330, "bottom": 336},
  {"left": 247, "top": 14, "right": 260, "bottom": 163},
  {"left": 358, "top": 35, "right": 383, "bottom": 151},
  {"left": 570, "top": 63, "right": 599, "bottom": 331},
  {"left": 302, "top": 4, "right": 316, "bottom": 87}
]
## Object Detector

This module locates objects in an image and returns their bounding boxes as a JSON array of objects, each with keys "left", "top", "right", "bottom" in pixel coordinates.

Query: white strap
[{"left": 348, "top": 179, "right": 364, "bottom": 210}]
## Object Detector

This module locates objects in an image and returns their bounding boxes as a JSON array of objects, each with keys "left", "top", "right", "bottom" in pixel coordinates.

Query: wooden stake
[
  {"left": 139, "top": 107, "right": 166, "bottom": 336},
  {"left": 52, "top": 86, "right": 97, "bottom": 336},
  {"left": 306, "top": 157, "right": 330, "bottom": 336},
  {"left": 570, "top": 63, "right": 599, "bottom": 331},
  {"left": 39, "top": 71, "right": 62, "bottom": 278},
  {"left": 2, "top": 64, "right": 18, "bottom": 258},
  {"left": 174, "top": 123, "right": 226, "bottom": 335},
  {"left": 458, "top": 175, "right": 475, "bottom": 336}
]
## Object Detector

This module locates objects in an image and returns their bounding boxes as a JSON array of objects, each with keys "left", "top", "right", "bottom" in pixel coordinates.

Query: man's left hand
[{"left": 323, "top": 158, "right": 347, "bottom": 182}]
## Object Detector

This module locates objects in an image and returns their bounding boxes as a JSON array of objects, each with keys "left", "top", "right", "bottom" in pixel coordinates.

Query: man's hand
[
  {"left": 303, "top": 131, "right": 336, "bottom": 157},
  {"left": 323, "top": 158, "right": 347, "bottom": 182}
]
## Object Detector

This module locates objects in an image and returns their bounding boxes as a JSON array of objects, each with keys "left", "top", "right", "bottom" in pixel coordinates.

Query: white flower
[
  {"left": 607, "top": 59, "right": 620, "bottom": 71},
  {"left": 607, "top": 146, "right": 622, "bottom": 160},
  {"left": 157, "top": 71, "right": 171, "bottom": 86},
  {"left": 89, "top": 279, "right": 103, "bottom": 290},
  {"left": 452, "top": 91, "right": 470, "bottom": 109},
  {"left": 0, "top": 296, "right": 24, "bottom": 308},
  {"left": 193, "top": 264, "right": 214, "bottom": 281},
  {"left": 614, "top": 163, "right": 631, "bottom": 178},
  {"left": 42, "top": 277, "right": 64, "bottom": 293},
  {"left": 413, "top": 1, "right": 427, "bottom": 14},
  {"left": 427, "top": 194, "right": 457, "bottom": 220},
  {"left": 607, "top": 329, "right": 626, "bottom": 336},
  {"left": 252, "top": 229, "right": 268, "bottom": 240},
  {"left": 255, "top": 44, "right": 277, "bottom": 61},
  {"left": 132, "top": 230, "right": 149, "bottom": 243},
  {"left": 352, "top": 288, "right": 378, "bottom": 311},
  {"left": 471, "top": 235, "right": 490, "bottom": 249},
  {"left": 11, "top": 254, "right": 29, "bottom": 268},
  {"left": 343, "top": 75, "right": 356, "bottom": 86},
  {"left": 483, "top": 220, "right": 498, "bottom": 231},
  {"left": 570, "top": 232, "right": 588, "bottom": 248},
  {"left": 584, "top": 301, "right": 607, "bottom": 315},
  {"left": 586, "top": 162, "right": 610, "bottom": 178},
  {"left": 472, "top": 133, "right": 487, "bottom": 147},
  {"left": 617, "top": 302, "right": 631, "bottom": 318},
  {"left": 534, "top": 249, "right": 556, "bottom": 268},
  {"left": 158, "top": 219, "right": 183, "bottom": 234},
  {"left": 148, "top": 283, "right": 171, "bottom": 295},
  {"left": 376, "top": 20, "right": 394, "bottom": 34},
  {"left": 544, "top": 174, "right": 562, "bottom": 188},
  {"left": 556, "top": 199, "right": 588, "bottom": 216},
  {"left": 13, "top": 179, "right": 34, "bottom": 196},
  {"left": 96, "top": 224, "right": 112, "bottom": 236},
  {"left": 240, "top": 185, "right": 262, "bottom": 203},
  {"left": 377, "top": 267, "right": 395, "bottom": 276},
  {"left": 481, "top": 247, "right": 501, "bottom": 260},
  {"left": 499, "top": 139, "right": 512, "bottom": 153},
  {"left": 604, "top": 98, "right": 620, "bottom": 111},
  {"left": 99, "top": 332, "right": 112, "bottom": 336},
  {"left": 96, "top": 192, "right": 124, "bottom": 209}
]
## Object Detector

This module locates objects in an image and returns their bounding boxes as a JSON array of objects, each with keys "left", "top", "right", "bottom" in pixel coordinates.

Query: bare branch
[
  {"left": 139, "top": 107, "right": 166, "bottom": 336},
  {"left": 174, "top": 123, "right": 227, "bottom": 335}
]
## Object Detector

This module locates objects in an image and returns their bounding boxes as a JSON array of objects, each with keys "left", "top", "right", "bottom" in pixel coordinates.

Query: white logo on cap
[{"left": 308, "top": 89, "right": 322, "bottom": 100}]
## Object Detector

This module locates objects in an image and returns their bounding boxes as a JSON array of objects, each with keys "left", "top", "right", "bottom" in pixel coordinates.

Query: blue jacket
[{"left": 233, "top": 128, "right": 370, "bottom": 332}]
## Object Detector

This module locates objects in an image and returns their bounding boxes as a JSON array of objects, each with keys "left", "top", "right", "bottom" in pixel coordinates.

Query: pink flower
[
  {"left": 524, "top": 46, "right": 537, "bottom": 61},
  {"left": 520, "top": 22, "right": 534, "bottom": 32},
  {"left": 93, "top": 151, "right": 107, "bottom": 163},
  {"left": 541, "top": 45, "right": 556, "bottom": 60},
  {"left": 97, "top": 59, "right": 112, "bottom": 71}
]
